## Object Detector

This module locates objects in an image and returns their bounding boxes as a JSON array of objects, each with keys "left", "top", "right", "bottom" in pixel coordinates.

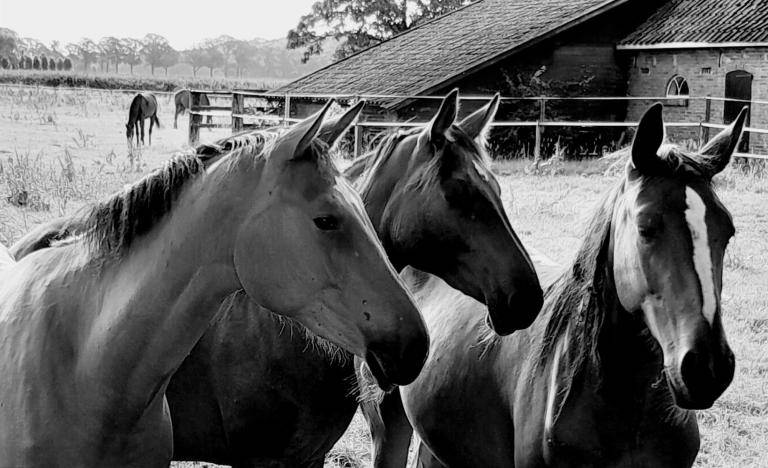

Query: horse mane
[
  {"left": 350, "top": 123, "right": 492, "bottom": 194},
  {"left": 70, "top": 127, "right": 329, "bottom": 258}
]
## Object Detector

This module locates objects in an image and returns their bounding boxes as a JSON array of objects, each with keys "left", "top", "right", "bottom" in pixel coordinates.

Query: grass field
[{"left": 0, "top": 85, "right": 765, "bottom": 467}]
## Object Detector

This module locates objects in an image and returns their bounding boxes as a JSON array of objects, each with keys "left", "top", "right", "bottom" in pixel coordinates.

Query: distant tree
[
  {"left": 66, "top": 39, "right": 100, "bottom": 71},
  {"left": 159, "top": 48, "right": 179, "bottom": 75},
  {"left": 0, "top": 28, "right": 18, "bottom": 57},
  {"left": 288, "top": 0, "right": 469, "bottom": 63},
  {"left": 232, "top": 40, "right": 260, "bottom": 78},
  {"left": 1, "top": 57, "right": 8, "bottom": 69},
  {"left": 141, "top": 33, "right": 175, "bottom": 75},
  {"left": 99, "top": 36, "right": 125, "bottom": 73},
  {"left": 32, "top": 56, "right": 40, "bottom": 70},
  {"left": 184, "top": 46, "right": 207, "bottom": 77},
  {"left": 211, "top": 35, "right": 240, "bottom": 77},
  {"left": 41, "top": 55, "right": 48, "bottom": 70},
  {"left": 63, "top": 57, "right": 72, "bottom": 71},
  {"left": 121, "top": 38, "right": 143, "bottom": 74},
  {"left": 56, "top": 58, "right": 64, "bottom": 70},
  {"left": 8, "top": 55, "right": 19, "bottom": 69}
]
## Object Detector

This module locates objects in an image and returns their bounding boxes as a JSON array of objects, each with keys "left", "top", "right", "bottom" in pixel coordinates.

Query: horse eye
[
  {"left": 638, "top": 224, "right": 658, "bottom": 239},
  {"left": 313, "top": 216, "right": 340, "bottom": 231}
]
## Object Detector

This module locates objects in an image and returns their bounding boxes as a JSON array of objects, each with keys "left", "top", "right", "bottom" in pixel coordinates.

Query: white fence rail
[{"left": 188, "top": 90, "right": 768, "bottom": 160}]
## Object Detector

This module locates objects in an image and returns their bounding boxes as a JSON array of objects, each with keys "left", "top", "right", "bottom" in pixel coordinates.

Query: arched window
[{"left": 666, "top": 75, "right": 690, "bottom": 97}]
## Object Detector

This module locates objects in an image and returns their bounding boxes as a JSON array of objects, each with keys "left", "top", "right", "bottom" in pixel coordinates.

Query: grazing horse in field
[
  {"left": 174, "top": 88, "right": 212, "bottom": 129},
  {"left": 126, "top": 92, "right": 160, "bottom": 146},
  {"left": 383, "top": 104, "right": 746, "bottom": 468},
  {"left": 0, "top": 102, "right": 429, "bottom": 467},
  {"left": 13, "top": 91, "right": 544, "bottom": 467}
]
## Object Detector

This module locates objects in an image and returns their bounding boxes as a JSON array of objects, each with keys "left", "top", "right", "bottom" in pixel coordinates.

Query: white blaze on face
[{"left": 684, "top": 187, "right": 716, "bottom": 326}]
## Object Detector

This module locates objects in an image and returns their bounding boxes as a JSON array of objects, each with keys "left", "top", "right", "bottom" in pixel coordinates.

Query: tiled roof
[
  {"left": 277, "top": 0, "right": 626, "bottom": 103},
  {"left": 619, "top": 0, "right": 768, "bottom": 49}
]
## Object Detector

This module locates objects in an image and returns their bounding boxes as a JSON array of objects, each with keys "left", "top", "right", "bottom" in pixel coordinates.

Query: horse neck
[{"left": 78, "top": 167, "right": 248, "bottom": 410}]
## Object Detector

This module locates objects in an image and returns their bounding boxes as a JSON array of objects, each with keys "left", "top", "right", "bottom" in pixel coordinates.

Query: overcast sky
[{"left": 0, "top": 0, "right": 317, "bottom": 48}]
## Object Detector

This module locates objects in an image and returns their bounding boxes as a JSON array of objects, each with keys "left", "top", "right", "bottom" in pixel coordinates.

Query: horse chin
[
  {"left": 663, "top": 367, "right": 714, "bottom": 410},
  {"left": 363, "top": 352, "right": 397, "bottom": 393}
]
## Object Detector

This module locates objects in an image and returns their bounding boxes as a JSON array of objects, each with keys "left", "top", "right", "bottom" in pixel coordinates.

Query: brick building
[
  {"left": 618, "top": 0, "right": 768, "bottom": 152},
  {"left": 275, "top": 0, "right": 768, "bottom": 157}
]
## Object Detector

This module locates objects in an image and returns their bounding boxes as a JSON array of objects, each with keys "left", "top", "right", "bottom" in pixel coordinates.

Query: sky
[{"left": 0, "top": 0, "right": 317, "bottom": 49}]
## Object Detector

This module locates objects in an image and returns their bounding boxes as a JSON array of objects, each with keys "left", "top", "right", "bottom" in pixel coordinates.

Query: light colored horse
[
  {"left": 387, "top": 104, "right": 746, "bottom": 467},
  {"left": 12, "top": 92, "right": 544, "bottom": 467},
  {"left": 0, "top": 101, "right": 428, "bottom": 467}
]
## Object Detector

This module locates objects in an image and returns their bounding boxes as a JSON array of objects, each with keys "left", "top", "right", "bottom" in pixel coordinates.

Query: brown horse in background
[
  {"left": 126, "top": 92, "right": 160, "bottom": 146},
  {"left": 174, "top": 89, "right": 212, "bottom": 129}
]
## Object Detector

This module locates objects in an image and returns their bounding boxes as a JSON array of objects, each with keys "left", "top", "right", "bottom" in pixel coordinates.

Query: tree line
[{"left": 0, "top": 28, "right": 273, "bottom": 78}]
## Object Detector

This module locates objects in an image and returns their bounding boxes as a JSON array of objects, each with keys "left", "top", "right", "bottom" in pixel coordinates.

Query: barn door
[{"left": 724, "top": 70, "right": 752, "bottom": 152}]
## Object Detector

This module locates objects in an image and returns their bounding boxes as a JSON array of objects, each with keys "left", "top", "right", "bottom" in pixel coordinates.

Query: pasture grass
[{"left": 0, "top": 86, "right": 765, "bottom": 467}]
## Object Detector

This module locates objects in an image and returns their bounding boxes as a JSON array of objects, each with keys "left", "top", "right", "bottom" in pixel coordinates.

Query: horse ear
[
  {"left": 316, "top": 101, "right": 366, "bottom": 148},
  {"left": 457, "top": 94, "right": 500, "bottom": 141},
  {"left": 289, "top": 99, "right": 336, "bottom": 159},
  {"left": 428, "top": 89, "right": 459, "bottom": 144},
  {"left": 698, "top": 106, "right": 748, "bottom": 177},
  {"left": 631, "top": 103, "right": 665, "bottom": 174}
]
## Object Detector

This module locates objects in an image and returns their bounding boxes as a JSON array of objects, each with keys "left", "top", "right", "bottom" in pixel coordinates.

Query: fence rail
[{"left": 187, "top": 90, "right": 768, "bottom": 160}]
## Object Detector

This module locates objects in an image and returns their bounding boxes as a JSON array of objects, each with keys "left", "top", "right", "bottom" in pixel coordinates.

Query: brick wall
[{"left": 625, "top": 48, "right": 768, "bottom": 153}]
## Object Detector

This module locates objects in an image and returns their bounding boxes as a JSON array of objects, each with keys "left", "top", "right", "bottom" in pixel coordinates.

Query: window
[
  {"left": 666, "top": 75, "right": 690, "bottom": 107},
  {"left": 640, "top": 67, "right": 650, "bottom": 75},
  {"left": 666, "top": 75, "right": 690, "bottom": 96},
  {"left": 701, "top": 67, "right": 712, "bottom": 75}
]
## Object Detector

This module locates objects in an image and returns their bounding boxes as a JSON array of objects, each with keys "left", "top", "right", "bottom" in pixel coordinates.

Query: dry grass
[{"left": 0, "top": 86, "right": 765, "bottom": 467}]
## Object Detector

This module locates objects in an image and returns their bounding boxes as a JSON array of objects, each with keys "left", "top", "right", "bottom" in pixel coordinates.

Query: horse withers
[
  {"left": 174, "top": 88, "right": 212, "bottom": 129},
  {"left": 126, "top": 92, "right": 160, "bottom": 147},
  {"left": 0, "top": 101, "right": 428, "bottom": 466},
  {"left": 394, "top": 103, "right": 745, "bottom": 467}
]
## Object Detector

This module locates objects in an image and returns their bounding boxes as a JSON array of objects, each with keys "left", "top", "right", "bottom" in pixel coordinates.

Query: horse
[
  {"left": 174, "top": 88, "right": 213, "bottom": 129},
  {"left": 12, "top": 91, "right": 544, "bottom": 467},
  {"left": 378, "top": 103, "right": 746, "bottom": 468},
  {"left": 0, "top": 101, "right": 430, "bottom": 466},
  {"left": 126, "top": 92, "right": 160, "bottom": 147}
]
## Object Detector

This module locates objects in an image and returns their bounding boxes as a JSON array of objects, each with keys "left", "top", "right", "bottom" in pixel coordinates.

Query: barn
[
  {"left": 275, "top": 0, "right": 768, "bottom": 157},
  {"left": 619, "top": 0, "right": 768, "bottom": 153}
]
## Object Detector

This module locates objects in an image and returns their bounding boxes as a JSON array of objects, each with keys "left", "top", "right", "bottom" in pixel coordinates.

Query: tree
[
  {"left": 0, "top": 28, "right": 18, "bottom": 57},
  {"left": 232, "top": 40, "right": 259, "bottom": 78},
  {"left": 63, "top": 58, "right": 72, "bottom": 71},
  {"left": 159, "top": 48, "right": 179, "bottom": 75},
  {"left": 66, "top": 39, "right": 99, "bottom": 71},
  {"left": 184, "top": 40, "right": 224, "bottom": 77},
  {"left": 184, "top": 46, "right": 207, "bottom": 77},
  {"left": 141, "top": 33, "right": 175, "bottom": 75},
  {"left": 121, "top": 38, "right": 143, "bottom": 74},
  {"left": 99, "top": 36, "right": 125, "bottom": 73},
  {"left": 32, "top": 56, "right": 40, "bottom": 70},
  {"left": 41, "top": 55, "right": 48, "bottom": 70},
  {"left": 287, "top": 0, "right": 469, "bottom": 63}
]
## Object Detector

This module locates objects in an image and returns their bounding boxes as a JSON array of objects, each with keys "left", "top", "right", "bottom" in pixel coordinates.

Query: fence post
[
  {"left": 703, "top": 95, "right": 712, "bottom": 143},
  {"left": 188, "top": 91, "right": 201, "bottom": 146},
  {"left": 534, "top": 97, "right": 545, "bottom": 163},
  {"left": 284, "top": 94, "right": 291, "bottom": 126},
  {"left": 354, "top": 124, "right": 363, "bottom": 158},
  {"left": 232, "top": 92, "right": 244, "bottom": 133}
]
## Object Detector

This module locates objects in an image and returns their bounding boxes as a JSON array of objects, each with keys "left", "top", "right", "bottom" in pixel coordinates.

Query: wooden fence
[{"left": 187, "top": 90, "right": 768, "bottom": 160}]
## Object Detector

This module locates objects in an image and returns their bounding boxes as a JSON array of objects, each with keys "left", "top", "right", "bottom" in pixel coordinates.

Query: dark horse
[
  {"left": 126, "top": 92, "right": 160, "bottom": 146},
  {"left": 11, "top": 91, "right": 544, "bottom": 467},
  {"left": 370, "top": 104, "right": 746, "bottom": 468},
  {"left": 174, "top": 88, "right": 212, "bottom": 129}
]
